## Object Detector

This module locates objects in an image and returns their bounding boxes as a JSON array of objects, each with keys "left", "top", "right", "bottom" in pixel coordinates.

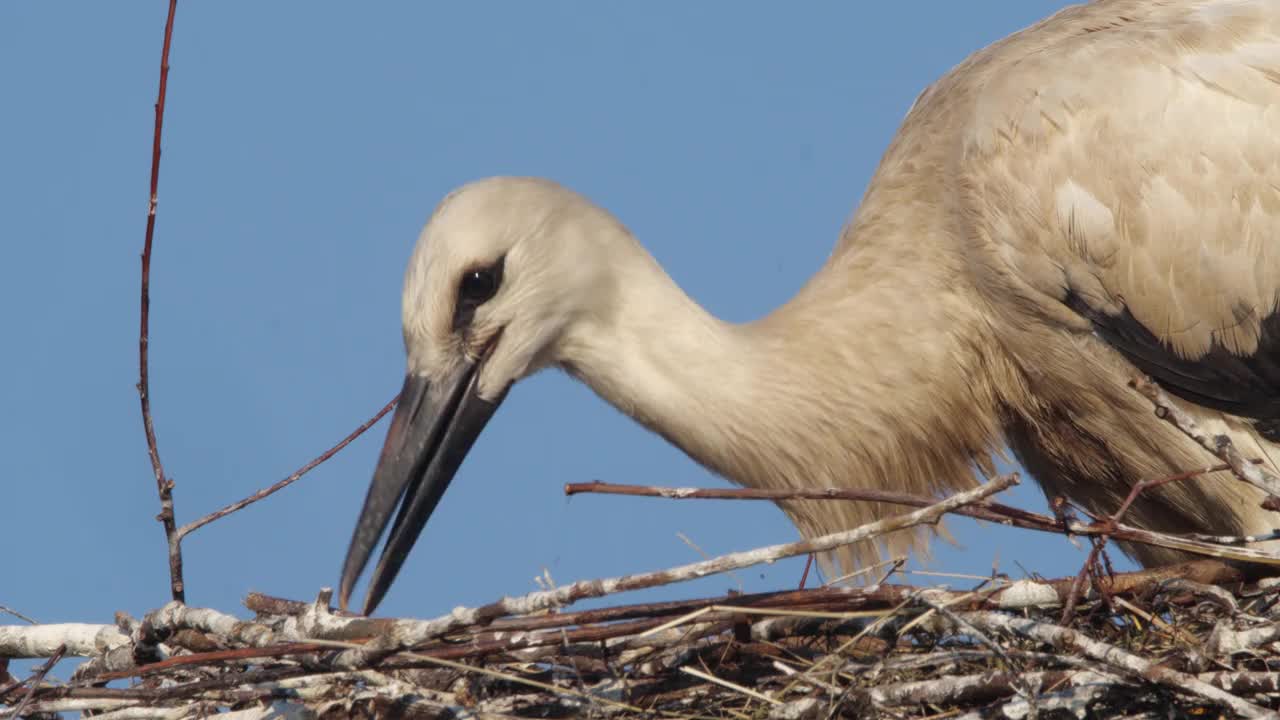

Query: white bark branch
[
  {"left": 1132, "top": 377, "right": 1280, "bottom": 501},
  {"left": 0, "top": 622, "right": 127, "bottom": 658},
  {"left": 949, "top": 672, "right": 1120, "bottom": 720},
  {"left": 145, "top": 601, "right": 276, "bottom": 647},
  {"left": 959, "top": 611, "right": 1276, "bottom": 719}
]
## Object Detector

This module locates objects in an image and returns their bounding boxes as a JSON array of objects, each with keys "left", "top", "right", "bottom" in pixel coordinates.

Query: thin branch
[
  {"left": 0, "top": 609, "right": 35, "bottom": 626},
  {"left": 1056, "top": 376, "right": 1280, "bottom": 624},
  {"left": 869, "top": 669, "right": 1090, "bottom": 708},
  {"left": 5, "top": 644, "right": 65, "bottom": 719},
  {"left": 565, "top": 480, "right": 1280, "bottom": 566},
  {"left": 961, "top": 610, "right": 1277, "bottom": 719},
  {"left": 1187, "top": 530, "right": 1280, "bottom": 546},
  {"left": 1131, "top": 376, "right": 1280, "bottom": 503},
  {"left": 176, "top": 395, "right": 397, "bottom": 539},
  {"left": 137, "top": 0, "right": 182, "bottom": 603},
  {"left": 680, "top": 665, "right": 780, "bottom": 706},
  {"left": 947, "top": 672, "right": 1129, "bottom": 720}
]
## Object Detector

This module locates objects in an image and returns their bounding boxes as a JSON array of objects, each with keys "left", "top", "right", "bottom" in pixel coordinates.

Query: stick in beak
[{"left": 339, "top": 361, "right": 507, "bottom": 614}]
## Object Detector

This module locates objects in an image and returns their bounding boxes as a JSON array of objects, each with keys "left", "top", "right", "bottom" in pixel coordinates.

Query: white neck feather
[{"left": 557, "top": 225, "right": 1004, "bottom": 573}]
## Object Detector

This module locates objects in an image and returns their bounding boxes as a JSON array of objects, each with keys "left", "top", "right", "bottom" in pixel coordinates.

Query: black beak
[{"left": 339, "top": 360, "right": 507, "bottom": 614}]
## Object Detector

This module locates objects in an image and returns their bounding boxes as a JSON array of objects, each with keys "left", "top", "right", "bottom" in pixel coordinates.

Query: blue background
[{"left": 1, "top": 0, "right": 1102, "bottom": 668}]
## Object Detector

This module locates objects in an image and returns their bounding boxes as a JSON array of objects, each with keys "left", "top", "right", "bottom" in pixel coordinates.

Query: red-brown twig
[
  {"left": 130, "top": 2, "right": 393, "bottom": 600},
  {"left": 4, "top": 644, "right": 65, "bottom": 718},
  {"left": 137, "top": 0, "right": 182, "bottom": 603},
  {"left": 565, "top": 479, "right": 1280, "bottom": 567},
  {"left": 564, "top": 480, "right": 1048, "bottom": 525},
  {"left": 1059, "top": 463, "right": 1236, "bottom": 625},
  {"left": 175, "top": 395, "right": 397, "bottom": 540}
]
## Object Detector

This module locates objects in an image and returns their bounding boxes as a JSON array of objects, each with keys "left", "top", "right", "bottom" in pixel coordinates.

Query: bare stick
[
  {"left": 4, "top": 644, "right": 65, "bottom": 719},
  {"left": 680, "top": 665, "right": 780, "bottom": 706},
  {"left": 332, "top": 474, "right": 1020, "bottom": 667},
  {"left": 1131, "top": 377, "right": 1280, "bottom": 502},
  {"left": 959, "top": 610, "right": 1275, "bottom": 719},
  {"left": 870, "top": 669, "right": 1096, "bottom": 708},
  {"left": 1187, "top": 530, "right": 1280, "bottom": 546},
  {"left": 1061, "top": 462, "right": 1254, "bottom": 622},
  {"left": 137, "top": 0, "right": 182, "bottom": 603},
  {"left": 0, "top": 624, "right": 128, "bottom": 659},
  {"left": 566, "top": 480, "right": 1280, "bottom": 566},
  {"left": 947, "top": 673, "right": 1126, "bottom": 720},
  {"left": 0, "top": 609, "right": 34, "bottom": 626},
  {"left": 175, "top": 395, "right": 396, "bottom": 539}
]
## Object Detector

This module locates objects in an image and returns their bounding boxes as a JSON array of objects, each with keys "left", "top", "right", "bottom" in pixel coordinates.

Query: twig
[
  {"left": 1187, "top": 530, "right": 1280, "bottom": 546},
  {"left": 676, "top": 531, "right": 744, "bottom": 594},
  {"left": 309, "top": 637, "right": 648, "bottom": 715},
  {"left": 0, "top": 609, "right": 35, "bottom": 626},
  {"left": 960, "top": 610, "right": 1276, "bottom": 719},
  {"left": 5, "top": 644, "right": 65, "bottom": 719},
  {"left": 137, "top": 0, "right": 182, "bottom": 603},
  {"left": 1131, "top": 377, "right": 1280, "bottom": 503},
  {"left": 175, "top": 395, "right": 396, "bottom": 539},
  {"left": 1060, "top": 539, "right": 1108, "bottom": 625},
  {"left": 869, "top": 669, "right": 1089, "bottom": 708},
  {"left": 916, "top": 595, "right": 1021, "bottom": 674},
  {"left": 680, "top": 665, "right": 780, "bottom": 706},
  {"left": 1061, "top": 463, "right": 1245, "bottom": 625},
  {"left": 948, "top": 672, "right": 1122, "bottom": 720},
  {"left": 567, "top": 480, "right": 1280, "bottom": 566}
]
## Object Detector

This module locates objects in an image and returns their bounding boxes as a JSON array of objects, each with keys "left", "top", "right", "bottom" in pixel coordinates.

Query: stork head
[{"left": 339, "top": 176, "right": 622, "bottom": 614}]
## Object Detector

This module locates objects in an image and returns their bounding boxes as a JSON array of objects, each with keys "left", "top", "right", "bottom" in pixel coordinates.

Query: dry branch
[
  {"left": 175, "top": 395, "right": 396, "bottom": 539},
  {"left": 1132, "top": 376, "right": 1280, "bottom": 502},
  {"left": 127, "top": 1, "right": 394, "bottom": 613},
  {"left": 959, "top": 611, "right": 1276, "bottom": 718},
  {"left": 566, "top": 479, "right": 1280, "bottom": 567},
  {"left": 137, "top": 0, "right": 182, "bottom": 603},
  {"left": 0, "top": 624, "right": 127, "bottom": 659}
]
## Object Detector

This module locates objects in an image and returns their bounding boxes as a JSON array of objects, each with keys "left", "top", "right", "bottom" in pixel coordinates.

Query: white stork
[{"left": 340, "top": 0, "right": 1280, "bottom": 614}]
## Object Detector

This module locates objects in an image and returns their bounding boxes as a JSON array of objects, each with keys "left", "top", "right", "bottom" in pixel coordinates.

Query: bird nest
[
  {"left": 5, "top": 382, "right": 1280, "bottom": 719},
  {"left": 8, "top": 381, "right": 1280, "bottom": 718},
  {"left": 5, "top": 552, "right": 1280, "bottom": 719}
]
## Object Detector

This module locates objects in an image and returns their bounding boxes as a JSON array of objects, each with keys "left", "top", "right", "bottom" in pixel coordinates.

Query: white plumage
[{"left": 340, "top": 0, "right": 1280, "bottom": 614}]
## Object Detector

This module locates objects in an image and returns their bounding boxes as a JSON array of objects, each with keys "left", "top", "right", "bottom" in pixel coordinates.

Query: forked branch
[
  {"left": 175, "top": 395, "right": 397, "bottom": 540},
  {"left": 129, "top": 1, "right": 396, "bottom": 603},
  {"left": 1131, "top": 376, "right": 1280, "bottom": 503}
]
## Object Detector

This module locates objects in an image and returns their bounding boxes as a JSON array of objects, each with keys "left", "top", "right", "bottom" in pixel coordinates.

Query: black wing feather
[{"left": 1065, "top": 291, "right": 1280, "bottom": 421}]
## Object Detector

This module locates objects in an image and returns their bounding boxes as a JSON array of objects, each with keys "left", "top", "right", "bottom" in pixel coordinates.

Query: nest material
[{"left": 4, "top": 559, "right": 1280, "bottom": 719}]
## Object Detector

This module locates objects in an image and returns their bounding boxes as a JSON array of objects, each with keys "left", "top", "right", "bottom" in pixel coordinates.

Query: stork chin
[{"left": 339, "top": 360, "right": 508, "bottom": 614}]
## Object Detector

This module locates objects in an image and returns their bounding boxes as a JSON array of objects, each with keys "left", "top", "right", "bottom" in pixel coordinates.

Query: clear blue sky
[{"left": 1, "top": 0, "right": 1104, "bottom": 642}]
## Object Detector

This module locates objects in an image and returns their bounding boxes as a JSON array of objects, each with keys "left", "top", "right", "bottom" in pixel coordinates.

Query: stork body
[{"left": 341, "top": 0, "right": 1280, "bottom": 613}]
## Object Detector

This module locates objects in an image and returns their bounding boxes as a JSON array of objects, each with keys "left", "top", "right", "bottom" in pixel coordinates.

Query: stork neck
[{"left": 559, "top": 236, "right": 1002, "bottom": 510}]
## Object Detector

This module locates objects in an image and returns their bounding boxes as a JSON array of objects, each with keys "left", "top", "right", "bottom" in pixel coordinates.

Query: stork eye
[
  {"left": 452, "top": 257, "right": 505, "bottom": 331},
  {"left": 460, "top": 269, "right": 498, "bottom": 304}
]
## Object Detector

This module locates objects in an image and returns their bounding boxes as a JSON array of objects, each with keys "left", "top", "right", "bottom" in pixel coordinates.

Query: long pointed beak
[{"left": 339, "top": 362, "right": 507, "bottom": 614}]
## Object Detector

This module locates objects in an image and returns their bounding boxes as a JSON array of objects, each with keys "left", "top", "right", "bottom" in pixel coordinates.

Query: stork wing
[{"left": 923, "top": 0, "right": 1280, "bottom": 424}]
